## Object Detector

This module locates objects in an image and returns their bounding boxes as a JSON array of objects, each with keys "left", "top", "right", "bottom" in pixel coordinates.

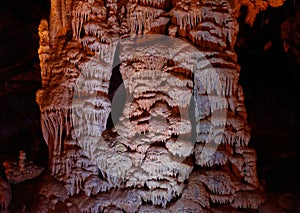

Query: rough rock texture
[{"left": 35, "top": 0, "right": 272, "bottom": 211}]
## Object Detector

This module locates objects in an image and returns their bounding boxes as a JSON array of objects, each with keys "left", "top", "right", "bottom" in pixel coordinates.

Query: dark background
[{"left": 0, "top": 0, "right": 299, "bottom": 211}]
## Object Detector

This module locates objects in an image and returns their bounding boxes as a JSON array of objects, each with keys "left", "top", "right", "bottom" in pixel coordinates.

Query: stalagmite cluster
[
  {"left": 2, "top": 151, "right": 44, "bottom": 184},
  {"left": 36, "top": 0, "right": 271, "bottom": 211}
]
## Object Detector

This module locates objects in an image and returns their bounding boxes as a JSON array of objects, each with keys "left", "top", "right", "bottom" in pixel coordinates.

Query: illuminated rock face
[{"left": 36, "top": 0, "right": 271, "bottom": 211}]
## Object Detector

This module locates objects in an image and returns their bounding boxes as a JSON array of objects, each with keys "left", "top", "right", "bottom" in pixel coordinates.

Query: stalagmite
[
  {"left": 3, "top": 151, "right": 44, "bottom": 184},
  {"left": 35, "top": 0, "right": 268, "bottom": 211}
]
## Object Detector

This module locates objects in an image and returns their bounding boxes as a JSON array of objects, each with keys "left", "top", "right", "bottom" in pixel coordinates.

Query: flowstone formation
[{"left": 35, "top": 0, "right": 282, "bottom": 212}]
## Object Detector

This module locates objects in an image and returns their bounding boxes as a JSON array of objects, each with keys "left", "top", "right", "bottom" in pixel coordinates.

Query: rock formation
[
  {"left": 35, "top": 0, "right": 285, "bottom": 211},
  {"left": 2, "top": 151, "right": 44, "bottom": 184}
]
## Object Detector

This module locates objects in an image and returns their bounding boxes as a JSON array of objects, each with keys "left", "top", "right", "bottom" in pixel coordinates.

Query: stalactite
[
  {"left": 72, "top": 1, "right": 92, "bottom": 39},
  {"left": 195, "top": 144, "right": 229, "bottom": 167},
  {"left": 231, "top": 191, "right": 265, "bottom": 209},
  {"left": 129, "top": 5, "right": 165, "bottom": 35},
  {"left": 170, "top": 8, "right": 202, "bottom": 31},
  {"left": 199, "top": 171, "right": 237, "bottom": 195}
]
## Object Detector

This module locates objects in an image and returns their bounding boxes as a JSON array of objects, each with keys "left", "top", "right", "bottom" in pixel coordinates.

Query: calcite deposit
[{"left": 35, "top": 0, "right": 285, "bottom": 211}]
